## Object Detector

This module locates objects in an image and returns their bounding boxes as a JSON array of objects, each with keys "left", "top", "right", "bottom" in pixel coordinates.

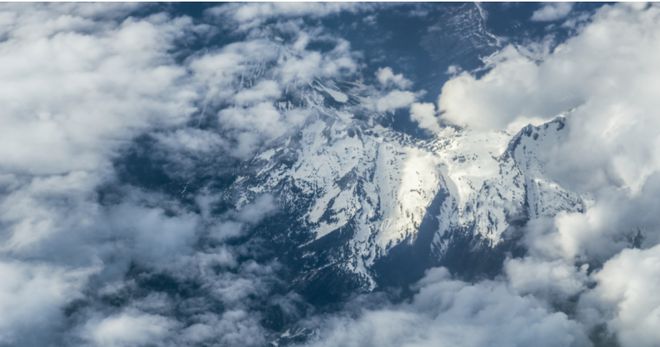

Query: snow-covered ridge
[{"left": 232, "top": 82, "right": 584, "bottom": 287}]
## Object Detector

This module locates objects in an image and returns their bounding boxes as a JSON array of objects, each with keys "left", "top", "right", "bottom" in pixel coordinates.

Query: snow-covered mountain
[{"left": 227, "top": 81, "right": 584, "bottom": 299}]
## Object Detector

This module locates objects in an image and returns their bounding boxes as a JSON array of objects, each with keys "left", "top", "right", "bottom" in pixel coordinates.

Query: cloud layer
[{"left": 2, "top": 3, "right": 660, "bottom": 347}]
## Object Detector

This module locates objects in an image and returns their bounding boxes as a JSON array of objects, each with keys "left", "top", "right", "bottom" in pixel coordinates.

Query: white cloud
[
  {"left": 179, "top": 310, "right": 267, "bottom": 347},
  {"left": 206, "top": 3, "right": 360, "bottom": 31},
  {"left": 188, "top": 39, "right": 279, "bottom": 104},
  {"left": 0, "top": 171, "right": 98, "bottom": 255},
  {"left": 105, "top": 203, "right": 199, "bottom": 267},
  {"left": 409, "top": 102, "right": 440, "bottom": 134},
  {"left": 438, "top": 44, "right": 575, "bottom": 132},
  {"left": 0, "top": 5, "right": 207, "bottom": 345},
  {"left": 376, "top": 67, "right": 412, "bottom": 89},
  {"left": 0, "top": 7, "right": 198, "bottom": 175},
  {"left": 0, "top": 261, "right": 93, "bottom": 346},
  {"left": 219, "top": 103, "right": 285, "bottom": 138},
  {"left": 505, "top": 257, "right": 588, "bottom": 302},
  {"left": 81, "top": 310, "right": 176, "bottom": 347},
  {"left": 531, "top": 3, "right": 574, "bottom": 22},
  {"left": 580, "top": 245, "right": 660, "bottom": 347},
  {"left": 374, "top": 90, "right": 416, "bottom": 113},
  {"left": 278, "top": 39, "right": 357, "bottom": 84},
  {"left": 304, "top": 268, "right": 590, "bottom": 347},
  {"left": 155, "top": 128, "right": 227, "bottom": 154},
  {"left": 233, "top": 80, "right": 281, "bottom": 105}
]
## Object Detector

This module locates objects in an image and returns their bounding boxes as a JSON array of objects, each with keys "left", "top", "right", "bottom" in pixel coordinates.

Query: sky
[{"left": 0, "top": 3, "right": 659, "bottom": 347}]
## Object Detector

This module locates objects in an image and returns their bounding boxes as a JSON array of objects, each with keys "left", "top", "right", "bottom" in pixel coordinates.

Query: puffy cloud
[
  {"left": 154, "top": 128, "right": 227, "bottom": 154},
  {"left": 0, "top": 4, "right": 205, "bottom": 345},
  {"left": 304, "top": 268, "right": 590, "bottom": 347},
  {"left": 206, "top": 3, "right": 361, "bottom": 31},
  {"left": 0, "top": 261, "right": 93, "bottom": 346},
  {"left": 518, "top": 173, "right": 660, "bottom": 279},
  {"left": 179, "top": 310, "right": 267, "bottom": 347},
  {"left": 505, "top": 257, "right": 588, "bottom": 303},
  {"left": 80, "top": 310, "right": 177, "bottom": 347},
  {"left": 278, "top": 39, "right": 357, "bottom": 84},
  {"left": 233, "top": 80, "right": 281, "bottom": 105},
  {"left": 371, "top": 68, "right": 416, "bottom": 114},
  {"left": 376, "top": 67, "right": 412, "bottom": 89},
  {"left": 409, "top": 102, "right": 440, "bottom": 134},
  {"left": 188, "top": 39, "right": 277, "bottom": 101},
  {"left": 531, "top": 3, "right": 574, "bottom": 22},
  {"left": 374, "top": 90, "right": 416, "bottom": 113},
  {"left": 438, "top": 44, "right": 574, "bottom": 132},
  {"left": 579, "top": 245, "right": 660, "bottom": 347},
  {"left": 0, "top": 171, "right": 99, "bottom": 256},
  {"left": 105, "top": 202, "right": 199, "bottom": 267},
  {"left": 0, "top": 1, "right": 209, "bottom": 270},
  {"left": 0, "top": 5, "right": 198, "bottom": 175},
  {"left": 440, "top": 4, "right": 660, "bottom": 142}
]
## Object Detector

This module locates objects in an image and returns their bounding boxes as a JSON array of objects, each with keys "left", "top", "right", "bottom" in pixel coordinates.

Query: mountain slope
[{"left": 228, "top": 81, "right": 584, "bottom": 298}]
